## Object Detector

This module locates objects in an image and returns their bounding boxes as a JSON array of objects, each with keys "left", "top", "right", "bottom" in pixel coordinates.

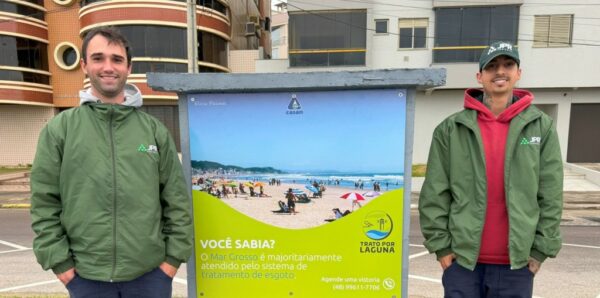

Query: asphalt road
[{"left": 1, "top": 209, "right": 599, "bottom": 298}]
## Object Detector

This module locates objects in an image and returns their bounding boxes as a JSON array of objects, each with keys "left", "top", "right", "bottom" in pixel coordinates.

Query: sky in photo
[{"left": 188, "top": 89, "right": 406, "bottom": 173}]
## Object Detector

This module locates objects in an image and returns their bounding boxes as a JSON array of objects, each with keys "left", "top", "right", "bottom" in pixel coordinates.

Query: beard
[{"left": 89, "top": 75, "right": 127, "bottom": 102}]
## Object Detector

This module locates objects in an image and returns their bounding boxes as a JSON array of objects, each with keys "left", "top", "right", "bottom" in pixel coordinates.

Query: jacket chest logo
[
  {"left": 138, "top": 144, "right": 159, "bottom": 154},
  {"left": 520, "top": 136, "right": 541, "bottom": 145}
]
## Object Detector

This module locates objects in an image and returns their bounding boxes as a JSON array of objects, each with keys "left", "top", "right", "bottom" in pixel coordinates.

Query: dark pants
[
  {"left": 442, "top": 262, "right": 534, "bottom": 298},
  {"left": 66, "top": 268, "right": 173, "bottom": 298}
]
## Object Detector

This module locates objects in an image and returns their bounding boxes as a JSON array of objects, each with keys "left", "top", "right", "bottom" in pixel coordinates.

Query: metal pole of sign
[
  {"left": 185, "top": 2, "right": 198, "bottom": 296},
  {"left": 187, "top": 0, "right": 198, "bottom": 74},
  {"left": 402, "top": 88, "right": 417, "bottom": 298},
  {"left": 179, "top": 92, "right": 197, "bottom": 298}
]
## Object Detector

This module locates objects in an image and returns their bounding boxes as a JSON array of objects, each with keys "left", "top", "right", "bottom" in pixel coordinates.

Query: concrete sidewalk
[
  {"left": 0, "top": 172, "right": 30, "bottom": 208},
  {"left": 409, "top": 163, "right": 600, "bottom": 226},
  {"left": 3, "top": 163, "right": 600, "bottom": 210}
]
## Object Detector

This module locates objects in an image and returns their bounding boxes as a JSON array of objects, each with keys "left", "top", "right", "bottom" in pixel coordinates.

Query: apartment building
[
  {"left": 0, "top": 0, "right": 271, "bottom": 165},
  {"left": 258, "top": 0, "right": 600, "bottom": 164}
]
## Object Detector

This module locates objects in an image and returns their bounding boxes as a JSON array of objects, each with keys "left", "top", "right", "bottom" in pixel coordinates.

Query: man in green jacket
[
  {"left": 419, "top": 41, "right": 563, "bottom": 297},
  {"left": 30, "top": 27, "right": 193, "bottom": 297}
]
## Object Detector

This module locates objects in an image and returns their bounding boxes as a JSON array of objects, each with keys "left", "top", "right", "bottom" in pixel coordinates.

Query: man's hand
[
  {"left": 528, "top": 257, "right": 541, "bottom": 275},
  {"left": 56, "top": 268, "right": 76, "bottom": 285},
  {"left": 159, "top": 262, "right": 178, "bottom": 278},
  {"left": 438, "top": 253, "right": 456, "bottom": 270}
]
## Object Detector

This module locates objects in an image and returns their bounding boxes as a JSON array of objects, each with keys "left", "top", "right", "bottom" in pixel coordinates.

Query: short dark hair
[{"left": 81, "top": 26, "right": 132, "bottom": 66}]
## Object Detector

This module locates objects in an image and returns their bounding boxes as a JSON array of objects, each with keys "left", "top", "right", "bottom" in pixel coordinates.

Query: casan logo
[{"left": 286, "top": 94, "right": 303, "bottom": 115}]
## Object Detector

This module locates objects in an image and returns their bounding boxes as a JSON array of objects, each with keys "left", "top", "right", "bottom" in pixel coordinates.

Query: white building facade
[{"left": 259, "top": 0, "right": 600, "bottom": 164}]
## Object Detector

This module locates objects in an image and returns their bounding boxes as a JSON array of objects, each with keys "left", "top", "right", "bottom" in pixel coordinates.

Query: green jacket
[
  {"left": 419, "top": 103, "right": 563, "bottom": 270},
  {"left": 31, "top": 86, "right": 192, "bottom": 281}
]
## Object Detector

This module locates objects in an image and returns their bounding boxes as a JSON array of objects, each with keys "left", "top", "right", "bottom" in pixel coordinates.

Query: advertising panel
[{"left": 188, "top": 89, "right": 407, "bottom": 297}]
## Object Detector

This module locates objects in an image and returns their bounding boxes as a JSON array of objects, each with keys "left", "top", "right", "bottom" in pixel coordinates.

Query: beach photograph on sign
[
  {"left": 189, "top": 90, "right": 406, "bottom": 229},
  {"left": 188, "top": 89, "right": 407, "bottom": 298}
]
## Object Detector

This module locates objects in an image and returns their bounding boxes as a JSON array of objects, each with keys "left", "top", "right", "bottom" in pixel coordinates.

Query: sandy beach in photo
[{"left": 200, "top": 181, "right": 388, "bottom": 229}]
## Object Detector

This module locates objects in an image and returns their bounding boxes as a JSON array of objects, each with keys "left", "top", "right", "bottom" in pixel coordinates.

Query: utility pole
[{"left": 187, "top": 0, "right": 198, "bottom": 73}]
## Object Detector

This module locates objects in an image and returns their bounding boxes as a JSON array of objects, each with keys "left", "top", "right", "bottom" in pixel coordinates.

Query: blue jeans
[
  {"left": 66, "top": 267, "right": 173, "bottom": 298},
  {"left": 442, "top": 262, "right": 534, "bottom": 298}
]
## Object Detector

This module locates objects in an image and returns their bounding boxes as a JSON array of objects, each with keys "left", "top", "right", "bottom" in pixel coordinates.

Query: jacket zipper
[
  {"left": 460, "top": 119, "right": 487, "bottom": 268},
  {"left": 109, "top": 106, "right": 118, "bottom": 282},
  {"left": 505, "top": 117, "right": 537, "bottom": 269}
]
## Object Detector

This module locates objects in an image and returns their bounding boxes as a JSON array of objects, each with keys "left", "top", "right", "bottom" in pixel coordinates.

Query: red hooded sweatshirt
[{"left": 464, "top": 88, "right": 533, "bottom": 264}]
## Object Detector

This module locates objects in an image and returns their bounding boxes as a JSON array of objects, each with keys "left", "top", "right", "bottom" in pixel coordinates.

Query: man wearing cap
[{"left": 419, "top": 41, "right": 563, "bottom": 297}]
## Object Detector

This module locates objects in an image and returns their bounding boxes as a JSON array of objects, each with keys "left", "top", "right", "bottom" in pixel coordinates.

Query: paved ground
[
  {"left": 1, "top": 209, "right": 599, "bottom": 298},
  {"left": 407, "top": 210, "right": 600, "bottom": 298},
  {"left": 2, "top": 168, "right": 599, "bottom": 297},
  {"left": 577, "top": 163, "right": 600, "bottom": 172},
  {"left": 0, "top": 209, "right": 188, "bottom": 297}
]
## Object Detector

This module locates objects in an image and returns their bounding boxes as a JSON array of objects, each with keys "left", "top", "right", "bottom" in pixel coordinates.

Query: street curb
[{"left": 0, "top": 203, "right": 30, "bottom": 209}]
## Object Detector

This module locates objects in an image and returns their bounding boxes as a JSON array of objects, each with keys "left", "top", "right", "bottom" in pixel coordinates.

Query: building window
[
  {"left": 117, "top": 26, "right": 187, "bottom": 60},
  {"left": 0, "top": 1, "right": 44, "bottom": 20},
  {"left": 272, "top": 26, "right": 284, "bottom": 46},
  {"left": 0, "top": 35, "right": 48, "bottom": 70},
  {"left": 198, "top": 0, "right": 227, "bottom": 15},
  {"left": 375, "top": 19, "right": 388, "bottom": 34},
  {"left": 289, "top": 10, "right": 366, "bottom": 67},
  {"left": 54, "top": 42, "right": 80, "bottom": 70},
  {"left": 433, "top": 5, "right": 519, "bottom": 63},
  {"left": 0, "top": 70, "right": 49, "bottom": 84},
  {"left": 109, "top": 26, "right": 227, "bottom": 73},
  {"left": 131, "top": 62, "right": 188, "bottom": 74},
  {"left": 399, "top": 18, "right": 427, "bottom": 49},
  {"left": 197, "top": 31, "right": 228, "bottom": 68},
  {"left": 533, "top": 15, "right": 573, "bottom": 48}
]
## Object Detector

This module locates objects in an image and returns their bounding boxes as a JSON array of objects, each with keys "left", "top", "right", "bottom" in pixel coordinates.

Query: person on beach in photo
[
  {"left": 419, "top": 41, "right": 563, "bottom": 297},
  {"left": 286, "top": 188, "right": 297, "bottom": 215}
]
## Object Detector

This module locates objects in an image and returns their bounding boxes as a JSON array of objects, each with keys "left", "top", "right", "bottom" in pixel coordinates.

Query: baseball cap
[{"left": 479, "top": 41, "right": 520, "bottom": 71}]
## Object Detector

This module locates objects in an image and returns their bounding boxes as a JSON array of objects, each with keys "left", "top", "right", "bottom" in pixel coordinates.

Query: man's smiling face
[
  {"left": 81, "top": 34, "right": 131, "bottom": 103},
  {"left": 477, "top": 55, "right": 521, "bottom": 97}
]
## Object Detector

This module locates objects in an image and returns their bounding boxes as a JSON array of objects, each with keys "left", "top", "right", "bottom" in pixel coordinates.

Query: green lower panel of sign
[{"left": 193, "top": 189, "right": 404, "bottom": 297}]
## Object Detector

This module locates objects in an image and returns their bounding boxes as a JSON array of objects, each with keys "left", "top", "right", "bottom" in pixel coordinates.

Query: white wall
[
  {"left": 412, "top": 87, "right": 600, "bottom": 164},
  {"left": 369, "top": 5, "right": 434, "bottom": 69},
  {"left": 0, "top": 105, "right": 55, "bottom": 166},
  {"left": 517, "top": 4, "right": 600, "bottom": 88},
  {"left": 266, "top": 0, "right": 600, "bottom": 164},
  {"left": 413, "top": 90, "right": 464, "bottom": 164}
]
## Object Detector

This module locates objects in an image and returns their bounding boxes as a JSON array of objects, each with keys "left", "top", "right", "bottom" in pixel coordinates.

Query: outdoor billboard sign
[{"left": 147, "top": 69, "right": 446, "bottom": 298}]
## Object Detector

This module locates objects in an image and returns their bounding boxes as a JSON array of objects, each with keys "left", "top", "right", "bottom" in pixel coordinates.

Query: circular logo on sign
[
  {"left": 363, "top": 211, "right": 393, "bottom": 240},
  {"left": 382, "top": 278, "right": 396, "bottom": 290}
]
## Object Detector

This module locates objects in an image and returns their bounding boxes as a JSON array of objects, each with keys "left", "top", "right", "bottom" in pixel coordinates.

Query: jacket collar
[
  {"left": 79, "top": 84, "right": 143, "bottom": 107},
  {"left": 455, "top": 89, "right": 542, "bottom": 129}
]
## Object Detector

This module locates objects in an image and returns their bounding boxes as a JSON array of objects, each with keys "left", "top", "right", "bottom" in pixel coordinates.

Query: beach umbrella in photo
[
  {"left": 341, "top": 192, "right": 365, "bottom": 211},
  {"left": 254, "top": 182, "right": 266, "bottom": 187},
  {"left": 363, "top": 191, "right": 382, "bottom": 197},
  {"left": 225, "top": 181, "right": 238, "bottom": 187},
  {"left": 244, "top": 182, "right": 254, "bottom": 187},
  {"left": 340, "top": 192, "right": 365, "bottom": 201},
  {"left": 283, "top": 189, "right": 306, "bottom": 196},
  {"left": 305, "top": 185, "right": 319, "bottom": 193}
]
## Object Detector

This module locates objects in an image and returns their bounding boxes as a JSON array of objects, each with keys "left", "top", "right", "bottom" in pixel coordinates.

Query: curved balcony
[
  {"left": 0, "top": 3, "right": 50, "bottom": 106},
  {"left": 78, "top": 0, "right": 230, "bottom": 40},
  {"left": 0, "top": 79, "right": 53, "bottom": 106}
]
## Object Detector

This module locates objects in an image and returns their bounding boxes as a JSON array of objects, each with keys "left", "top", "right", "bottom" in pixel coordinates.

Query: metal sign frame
[{"left": 148, "top": 69, "right": 446, "bottom": 298}]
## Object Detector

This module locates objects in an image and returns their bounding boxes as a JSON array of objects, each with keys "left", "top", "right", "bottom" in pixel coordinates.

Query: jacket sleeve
[
  {"left": 530, "top": 119, "right": 563, "bottom": 262},
  {"left": 419, "top": 124, "right": 453, "bottom": 258},
  {"left": 30, "top": 125, "right": 74, "bottom": 274},
  {"left": 157, "top": 126, "right": 193, "bottom": 268}
]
